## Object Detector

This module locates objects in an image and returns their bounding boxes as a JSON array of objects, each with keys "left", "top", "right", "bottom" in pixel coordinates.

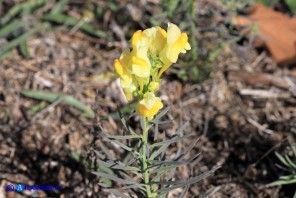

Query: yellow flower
[
  {"left": 143, "top": 27, "right": 167, "bottom": 54},
  {"left": 114, "top": 23, "right": 190, "bottom": 104},
  {"left": 136, "top": 92, "right": 163, "bottom": 120},
  {"left": 160, "top": 23, "right": 191, "bottom": 64},
  {"left": 114, "top": 49, "right": 137, "bottom": 100}
]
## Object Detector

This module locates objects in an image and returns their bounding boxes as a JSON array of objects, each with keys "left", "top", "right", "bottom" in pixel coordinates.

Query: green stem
[{"left": 141, "top": 116, "right": 153, "bottom": 197}]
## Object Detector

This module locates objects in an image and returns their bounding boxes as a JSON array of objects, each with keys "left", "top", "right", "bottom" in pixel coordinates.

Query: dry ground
[{"left": 0, "top": 0, "right": 296, "bottom": 197}]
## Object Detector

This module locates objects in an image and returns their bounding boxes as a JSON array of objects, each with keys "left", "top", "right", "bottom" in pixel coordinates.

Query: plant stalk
[{"left": 141, "top": 116, "right": 153, "bottom": 197}]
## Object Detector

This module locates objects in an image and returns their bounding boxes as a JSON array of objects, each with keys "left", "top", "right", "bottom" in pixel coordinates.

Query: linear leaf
[
  {"left": 19, "top": 39, "right": 30, "bottom": 58},
  {"left": 154, "top": 121, "right": 159, "bottom": 141},
  {"left": 270, "top": 178, "right": 296, "bottom": 186},
  {"left": 150, "top": 105, "right": 171, "bottom": 123},
  {"left": 99, "top": 142, "right": 116, "bottom": 161},
  {"left": 0, "top": 19, "right": 23, "bottom": 38},
  {"left": 0, "top": 28, "right": 36, "bottom": 58},
  {"left": 42, "top": 13, "right": 109, "bottom": 39},
  {"left": 279, "top": 175, "right": 296, "bottom": 180},
  {"left": 150, "top": 133, "right": 193, "bottom": 148},
  {"left": 105, "top": 134, "right": 140, "bottom": 140},
  {"left": 157, "top": 167, "right": 219, "bottom": 193},
  {"left": 151, "top": 153, "right": 200, "bottom": 175},
  {"left": 0, "top": 0, "right": 46, "bottom": 25},
  {"left": 50, "top": 0, "right": 69, "bottom": 14},
  {"left": 92, "top": 172, "right": 137, "bottom": 185},
  {"left": 276, "top": 152, "right": 292, "bottom": 168},
  {"left": 179, "top": 185, "right": 190, "bottom": 198},
  {"left": 292, "top": 146, "right": 296, "bottom": 157},
  {"left": 151, "top": 152, "right": 200, "bottom": 168},
  {"left": 149, "top": 143, "right": 170, "bottom": 161},
  {"left": 20, "top": 90, "right": 94, "bottom": 118},
  {"left": 176, "top": 139, "right": 199, "bottom": 160},
  {"left": 122, "top": 184, "right": 146, "bottom": 191},
  {"left": 285, "top": 156, "right": 296, "bottom": 169},
  {"left": 97, "top": 159, "right": 140, "bottom": 172},
  {"left": 108, "top": 140, "right": 134, "bottom": 152}
]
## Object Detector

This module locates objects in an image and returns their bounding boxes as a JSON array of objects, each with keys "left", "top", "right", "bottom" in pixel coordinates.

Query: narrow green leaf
[
  {"left": 20, "top": 90, "right": 94, "bottom": 118},
  {"left": 1, "top": 0, "right": 46, "bottom": 25},
  {"left": 179, "top": 185, "right": 190, "bottom": 198},
  {"left": 154, "top": 121, "right": 159, "bottom": 141},
  {"left": 150, "top": 105, "right": 171, "bottom": 123},
  {"left": 97, "top": 159, "right": 140, "bottom": 172},
  {"left": 107, "top": 139, "right": 140, "bottom": 155},
  {"left": 276, "top": 152, "right": 292, "bottom": 168},
  {"left": 157, "top": 167, "right": 218, "bottom": 193},
  {"left": 270, "top": 178, "right": 296, "bottom": 186},
  {"left": 150, "top": 133, "right": 193, "bottom": 148},
  {"left": 19, "top": 39, "right": 30, "bottom": 58},
  {"left": 92, "top": 172, "right": 137, "bottom": 185},
  {"left": 105, "top": 134, "right": 140, "bottom": 140},
  {"left": 0, "top": 28, "right": 36, "bottom": 58},
  {"left": 99, "top": 142, "right": 116, "bottom": 161},
  {"left": 292, "top": 146, "right": 296, "bottom": 157},
  {"left": 42, "top": 13, "right": 110, "bottom": 39},
  {"left": 285, "top": 155, "right": 296, "bottom": 170},
  {"left": 122, "top": 184, "right": 146, "bottom": 191},
  {"left": 279, "top": 175, "right": 296, "bottom": 180},
  {"left": 50, "top": 0, "right": 69, "bottom": 14},
  {"left": 176, "top": 139, "right": 199, "bottom": 160},
  {"left": 27, "top": 101, "right": 47, "bottom": 115},
  {"left": 0, "top": 19, "right": 23, "bottom": 38},
  {"left": 149, "top": 143, "right": 170, "bottom": 160}
]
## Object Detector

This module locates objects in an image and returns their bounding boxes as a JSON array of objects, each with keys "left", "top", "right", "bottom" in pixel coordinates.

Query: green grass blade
[
  {"left": 50, "top": 0, "right": 69, "bottom": 14},
  {"left": 42, "top": 13, "right": 109, "bottom": 39},
  {"left": 275, "top": 152, "right": 290, "bottom": 167},
  {"left": 19, "top": 39, "right": 30, "bottom": 58},
  {"left": 0, "top": 28, "right": 36, "bottom": 58},
  {"left": 27, "top": 101, "right": 47, "bottom": 115},
  {"left": 20, "top": 89, "right": 95, "bottom": 118},
  {"left": 0, "top": 19, "right": 23, "bottom": 38},
  {"left": 270, "top": 178, "right": 296, "bottom": 186},
  {"left": 1, "top": 0, "right": 46, "bottom": 25}
]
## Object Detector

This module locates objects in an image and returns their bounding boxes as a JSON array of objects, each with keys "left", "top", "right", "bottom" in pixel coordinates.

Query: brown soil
[{"left": 0, "top": 0, "right": 295, "bottom": 197}]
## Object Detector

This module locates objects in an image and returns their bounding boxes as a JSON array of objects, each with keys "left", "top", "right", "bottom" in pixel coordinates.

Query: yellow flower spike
[{"left": 136, "top": 92, "right": 163, "bottom": 120}]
